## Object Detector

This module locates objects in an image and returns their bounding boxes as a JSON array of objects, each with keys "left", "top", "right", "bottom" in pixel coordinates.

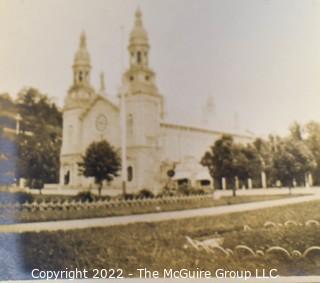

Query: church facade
[{"left": 60, "top": 9, "right": 254, "bottom": 193}]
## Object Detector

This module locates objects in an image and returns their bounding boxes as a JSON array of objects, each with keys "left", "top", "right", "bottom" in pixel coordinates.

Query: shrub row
[{"left": 0, "top": 186, "right": 211, "bottom": 205}]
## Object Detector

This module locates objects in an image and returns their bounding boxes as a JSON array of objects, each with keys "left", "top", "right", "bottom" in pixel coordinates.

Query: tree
[
  {"left": 201, "top": 135, "right": 239, "bottom": 195},
  {"left": 0, "top": 90, "right": 62, "bottom": 189},
  {"left": 0, "top": 135, "right": 17, "bottom": 186},
  {"left": 17, "top": 132, "right": 60, "bottom": 190},
  {"left": 201, "top": 135, "right": 263, "bottom": 194},
  {"left": 13, "top": 88, "right": 62, "bottom": 190},
  {"left": 78, "top": 141, "right": 121, "bottom": 196},
  {"left": 289, "top": 121, "right": 303, "bottom": 141},
  {"left": 271, "top": 137, "right": 315, "bottom": 188},
  {"left": 202, "top": 121, "right": 317, "bottom": 191},
  {"left": 234, "top": 143, "right": 262, "bottom": 186},
  {"left": 304, "top": 121, "right": 320, "bottom": 185},
  {"left": 16, "top": 87, "right": 62, "bottom": 133},
  {"left": 253, "top": 137, "right": 275, "bottom": 187},
  {"left": 0, "top": 93, "right": 15, "bottom": 112}
]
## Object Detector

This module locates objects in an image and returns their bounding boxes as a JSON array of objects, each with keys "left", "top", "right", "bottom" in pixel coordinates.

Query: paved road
[{"left": 1, "top": 194, "right": 320, "bottom": 233}]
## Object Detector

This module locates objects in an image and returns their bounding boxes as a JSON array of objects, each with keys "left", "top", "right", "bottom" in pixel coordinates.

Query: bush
[
  {"left": 33, "top": 194, "right": 72, "bottom": 203},
  {"left": 122, "top": 193, "right": 136, "bottom": 200},
  {"left": 137, "top": 189, "right": 154, "bottom": 199},
  {"left": 157, "top": 185, "right": 207, "bottom": 197},
  {"left": 177, "top": 184, "right": 208, "bottom": 196},
  {"left": 98, "top": 195, "right": 112, "bottom": 202},
  {"left": 189, "top": 187, "right": 206, "bottom": 195},
  {"left": 74, "top": 191, "right": 96, "bottom": 203},
  {"left": 177, "top": 183, "right": 191, "bottom": 196},
  {"left": 0, "top": 192, "right": 34, "bottom": 204},
  {"left": 157, "top": 186, "right": 176, "bottom": 198},
  {"left": 26, "top": 179, "right": 44, "bottom": 189},
  {"left": 33, "top": 179, "right": 44, "bottom": 189}
]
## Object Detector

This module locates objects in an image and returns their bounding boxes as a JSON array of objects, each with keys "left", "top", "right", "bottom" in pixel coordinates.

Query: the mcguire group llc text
[
  {"left": 31, "top": 267, "right": 279, "bottom": 280},
  {"left": 136, "top": 268, "right": 279, "bottom": 279}
]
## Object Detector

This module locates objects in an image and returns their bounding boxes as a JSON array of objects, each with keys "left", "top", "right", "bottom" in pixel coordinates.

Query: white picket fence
[{"left": 0, "top": 194, "right": 214, "bottom": 212}]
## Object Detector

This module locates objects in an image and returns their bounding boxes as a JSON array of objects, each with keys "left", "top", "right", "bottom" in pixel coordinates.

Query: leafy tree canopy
[
  {"left": 78, "top": 140, "right": 121, "bottom": 196},
  {"left": 202, "top": 122, "right": 317, "bottom": 189},
  {"left": 0, "top": 89, "right": 62, "bottom": 188}
]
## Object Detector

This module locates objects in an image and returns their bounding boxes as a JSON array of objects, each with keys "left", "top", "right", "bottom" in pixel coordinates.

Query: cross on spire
[
  {"left": 135, "top": 7, "right": 142, "bottom": 27},
  {"left": 80, "top": 31, "right": 87, "bottom": 49}
]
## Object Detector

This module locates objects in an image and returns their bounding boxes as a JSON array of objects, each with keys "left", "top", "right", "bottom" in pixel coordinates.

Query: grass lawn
[
  {"left": 0, "top": 194, "right": 297, "bottom": 224},
  {"left": 2, "top": 198, "right": 320, "bottom": 279}
]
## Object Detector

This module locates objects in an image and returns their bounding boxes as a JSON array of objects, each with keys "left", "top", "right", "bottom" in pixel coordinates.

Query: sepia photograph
[{"left": 1, "top": 0, "right": 320, "bottom": 282}]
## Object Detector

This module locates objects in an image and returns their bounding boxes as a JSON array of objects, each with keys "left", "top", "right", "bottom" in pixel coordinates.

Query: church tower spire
[
  {"left": 64, "top": 31, "right": 95, "bottom": 110},
  {"left": 128, "top": 8, "right": 150, "bottom": 67},
  {"left": 73, "top": 32, "right": 91, "bottom": 86},
  {"left": 123, "top": 8, "right": 159, "bottom": 94}
]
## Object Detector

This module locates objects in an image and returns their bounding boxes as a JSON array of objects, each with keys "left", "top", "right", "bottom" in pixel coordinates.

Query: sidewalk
[
  {"left": 1, "top": 194, "right": 319, "bottom": 234},
  {"left": 217, "top": 187, "right": 320, "bottom": 197}
]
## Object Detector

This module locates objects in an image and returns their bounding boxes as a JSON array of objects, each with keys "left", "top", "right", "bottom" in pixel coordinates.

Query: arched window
[
  {"left": 127, "top": 166, "right": 133, "bottom": 182},
  {"left": 79, "top": 71, "right": 83, "bottom": 82},
  {"left": 137, "top": 51, "right": 141, "bottom": 64}
]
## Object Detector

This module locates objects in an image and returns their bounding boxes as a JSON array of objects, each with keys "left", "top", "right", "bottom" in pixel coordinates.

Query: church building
[{"left": 60, "top": 9, "right": 254, "bottom": 193}]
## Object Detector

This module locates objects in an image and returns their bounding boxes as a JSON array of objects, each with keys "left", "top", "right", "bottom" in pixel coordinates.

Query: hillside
[{"left": 0, "top": 88, "right": 62, "bottom": 186}]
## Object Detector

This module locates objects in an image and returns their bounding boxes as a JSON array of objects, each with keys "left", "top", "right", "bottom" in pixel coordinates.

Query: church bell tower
[
  {"left": 60, "top": 32, "right": 96, "bottom": 187},
  {"left": 128, "top": 9, "right": 149, "bottom": 68},
  {"left": 122, "top": 9, "right": 164, "bottom": 192},
  {"left": 73, "top": 32, "right": 91, "bottom": 86}
]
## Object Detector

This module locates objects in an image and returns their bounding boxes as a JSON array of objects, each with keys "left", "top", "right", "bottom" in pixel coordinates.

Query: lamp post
[
  {"left": 119, "top": 85, "right": 128, "bottom": 196},
  {"left": 118, "top": 24, "right": 128, "bottom": 196}
]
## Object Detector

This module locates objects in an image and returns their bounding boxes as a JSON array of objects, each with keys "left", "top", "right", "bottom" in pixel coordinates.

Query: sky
[{"left": 1, "top": 0, "right": 320, "bottom": 136}]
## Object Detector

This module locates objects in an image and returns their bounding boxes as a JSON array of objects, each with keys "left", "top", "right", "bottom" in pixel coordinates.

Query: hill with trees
[{"left": 0, "top": 88, "right": 62, "bottom": 188}]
